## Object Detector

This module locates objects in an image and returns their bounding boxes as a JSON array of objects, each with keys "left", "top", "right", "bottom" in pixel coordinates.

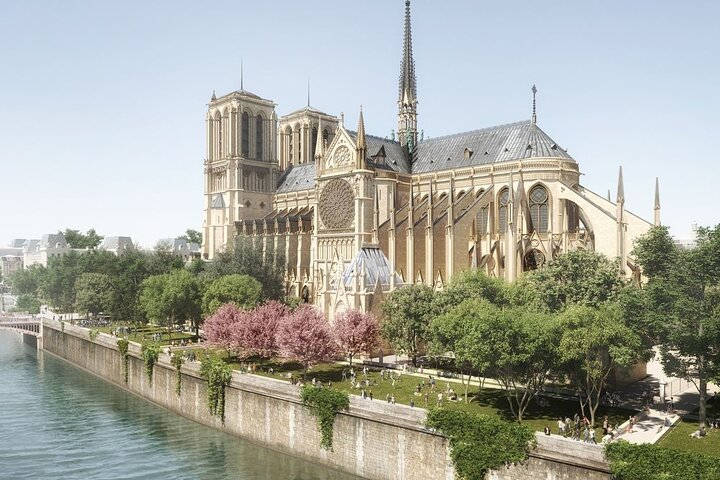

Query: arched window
[
  {"left": 323, "top": 129, "right": 330, "bottom": 146},
  {"left": 498, "top": 188, "right": 510, "bottom": 233},
  {"left": 311, "top": 126, "right": 318, "bottom": 158},
  {"left": 215, "top": 112, "right": 222, "bottom": 158},
  {"left": 241, "top": 112, "right": 250, "bottom": 157},
  {"left": 477, "top": 205, "right": 489, "bottom": 236},
  {"left": 255, "top": 115, "right": 263, "bottom": 159},
  {"left": 529, "top": 185, "right": 549, "bottom": 233}
]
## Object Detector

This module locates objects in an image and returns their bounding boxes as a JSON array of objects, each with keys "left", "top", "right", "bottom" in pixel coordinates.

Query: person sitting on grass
[{"left": 690, "top": 426, "right": 707, "bottom": 438}]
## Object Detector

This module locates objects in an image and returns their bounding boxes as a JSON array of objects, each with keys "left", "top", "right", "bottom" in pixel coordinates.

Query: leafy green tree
[
  {"left": 381, "top": 283, "right": 435, "bottom": 366},
  {"left": 179, "top": 229, "right": 202, "bottom": 245},
  {"left": 429, "top": 299, "right": 494, "bottom": 402},
  {"left": 40, "top": 251, "right": 83, "bottom": 311},
  {"left": 558, "top": 305, "right": 651, "bottom": 427},
  {"left": 201, "top": 274, "right": 263, "bottom": 316},
  {"left": 15, "top": 294, "right": 41, "bottom": 314},
  {"left": 203, "top": 236, "right": 285, "bottom": 301},
  {"left": 433, "top": 269, "right": 507, "bottom": 313},
  {"left": 8, "top": 265, "right": 44, "bottom": 297},
  {"left": 61, "top": 228, "right": 103, "bottom": 249},
  {"left": 633, "top": 225, "right": 720, "bottom": 427},
  {"left": 525, "top": 250, "right": 625, "bottom": 312},
  {"left": 432, "top": 299, "right": 558, "bottom": 420},
  {"left": 139, "top": 270, "right": 202, "bottom": 340},
  {"left": 74, "top": 272, "right": 114, "bottom": 319}
]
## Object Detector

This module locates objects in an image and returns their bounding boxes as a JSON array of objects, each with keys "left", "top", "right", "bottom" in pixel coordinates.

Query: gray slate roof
[
  {"left": 346, "top": 131, "right": 411, "bottom": 174},
  {"left": 41, "top": 233, "right": 67, "bottom": 248},
  {"left": 276, "top": 163, "right": 316, "bottom": 193},
  {"left": 101, "top": 236, "right": 134, "bottom": 251},
  {"left": 341, "top": 247, "right": 403, "bottom": 288},
  {"left": 412, "top": 120, "right": 573, "bottom": 174}
]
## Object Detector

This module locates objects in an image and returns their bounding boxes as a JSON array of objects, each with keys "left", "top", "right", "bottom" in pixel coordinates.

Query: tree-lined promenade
[{"left": 7, "top": 225, "right": 720, "bottom": 479}]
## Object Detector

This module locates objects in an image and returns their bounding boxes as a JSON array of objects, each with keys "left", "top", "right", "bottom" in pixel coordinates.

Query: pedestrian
[
  {"left": 391, "top": 395, "right": 396, "bottom": 405},
  {"left": 589, "top": 427, "right": 597, "bottom": 444},
  {"left": 386, "top": 393, "right": 391, "bottom": 403},
  {"left": 369, "top": 390, "right": 373, "bottom": 401},
  {"left": 410, "top": 399, "right": 415, "bottom": 408},
  {"left": 544, "top": 426, "right": 551, "bottom": 436}
]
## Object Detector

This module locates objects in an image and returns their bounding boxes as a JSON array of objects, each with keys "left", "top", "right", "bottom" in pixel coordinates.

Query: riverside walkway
[{"left": 0, "top": 316, "right": 40, "bottom": 336}]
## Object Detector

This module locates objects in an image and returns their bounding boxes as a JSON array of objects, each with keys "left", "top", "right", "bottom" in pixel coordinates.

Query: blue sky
[{"left": 1, "top": 0, "right": 717, "bottom": 247}]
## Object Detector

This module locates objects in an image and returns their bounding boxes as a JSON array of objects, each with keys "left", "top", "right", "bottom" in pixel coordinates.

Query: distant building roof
[
  {"left": 40, "top": 233, "right": 67, "bottom": 248},
  {"left": 8, "top": 239, "right": 28, "bottom": 248},
  {"left": 101, "top": 236, "right": 134, "bottom": 251}
]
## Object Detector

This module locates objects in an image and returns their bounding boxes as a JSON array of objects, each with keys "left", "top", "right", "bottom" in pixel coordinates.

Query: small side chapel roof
[
  {"left": 412, "top": 120, "right": 574, "bottom": 174},
  {"left": 341, "top": 247, "right": 403, "bottom": 288}
]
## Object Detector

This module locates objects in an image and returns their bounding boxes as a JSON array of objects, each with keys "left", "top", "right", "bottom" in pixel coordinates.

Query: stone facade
[
  {"left": 41, "top": 320, "right": 612, "bottom": 480},
  {"left": 202, "top": 1, "right": 657, "bottom": 318}
]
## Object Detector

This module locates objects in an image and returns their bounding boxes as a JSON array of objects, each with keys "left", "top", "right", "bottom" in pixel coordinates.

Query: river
[{"left": 0, "top": 331, "right": 360, "bottom": 480}]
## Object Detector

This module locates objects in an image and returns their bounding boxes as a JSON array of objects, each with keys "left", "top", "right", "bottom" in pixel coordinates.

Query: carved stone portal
[{"left": 319, "top": 179, "right": 354, "bottom": 229}]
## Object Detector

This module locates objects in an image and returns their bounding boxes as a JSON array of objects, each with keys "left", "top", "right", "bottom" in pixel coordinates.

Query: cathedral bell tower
[
  {"left": 397, "top": 0, "right": 418, "bottom": 154},
  {"left": 202, "top": 88, "right": 278, "bottom": 259}
]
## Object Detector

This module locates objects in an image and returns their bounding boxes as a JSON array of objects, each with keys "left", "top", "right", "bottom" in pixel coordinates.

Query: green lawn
[
  {"left": 658, "top": 419, "right": 720, "bottom": 457},
  {"left": 222, "top": 357, "right": 633, "bottom": 435},
  {"left": 98, "top": 324, "right": 198, "bottom": 346}
]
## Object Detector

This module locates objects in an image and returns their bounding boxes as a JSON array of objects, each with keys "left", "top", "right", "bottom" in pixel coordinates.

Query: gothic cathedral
[{"left": 202, "top": 1, "right": 657, "bottom": 319}]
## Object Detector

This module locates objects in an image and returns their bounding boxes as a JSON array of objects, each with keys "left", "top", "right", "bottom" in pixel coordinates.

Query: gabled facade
[{"left": 202, "top": 1, "right": 656, "bottom": 318}]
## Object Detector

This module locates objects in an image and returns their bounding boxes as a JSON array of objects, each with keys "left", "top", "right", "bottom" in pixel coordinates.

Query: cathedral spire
[
  {"left": 617, "top": 166, "right": 625, "bottom": 203},
  {"left": 654, "top": 177, "right": 661, "bottom": 226},
  {"left": 397, "top": 0, "right": 418, "bottom": 152},
  {"left": 531, "top": 85, "right": 538, "bottom": 125},
  {"left": 356, "top": 107, "right": 367, "bottom": 168},
  {"left": 240, "top": 58, "right": 244, "bottom": 90}
]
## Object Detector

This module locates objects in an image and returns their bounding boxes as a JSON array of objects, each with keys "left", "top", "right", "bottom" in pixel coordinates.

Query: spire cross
[
  {"left": 240, "top": 58, "right": 244, "bottom": 90},
  {"left": 307, "top": 79, "right": 311, "bottom": 107}
]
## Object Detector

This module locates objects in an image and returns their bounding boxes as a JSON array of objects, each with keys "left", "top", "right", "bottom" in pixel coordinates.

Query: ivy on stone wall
[
  {"left": 300, "top": 385, "right": 350, "bottom": 451},
  {"left": 141, "top": 343, "right": 161, "bottom": 386},
  {"left": 170, "top": 353, "right": 184, "bottom": 396},
  {"left": 88, "top": 329, "right": 99, "bottom": 342},
  {"left": 426, "top": 408, "right": 536, "bottom": 480},
  {"left": 117, "top": 338, "right": 130, "bottom": 383},
  {"left": 200, "top": 357, "right": 233, "bottom": 422},
  {"left": 605, "top": 441, "right": 720, "bottom": 479}
]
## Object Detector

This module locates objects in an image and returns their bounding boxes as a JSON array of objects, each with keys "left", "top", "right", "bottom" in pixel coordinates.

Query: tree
[
  {"left": 203, "top": 303, "right": 243, "bottom": 358},
  {"left": 634, "top": 225, "right": 720, "bottom": 427},
  {"left": 61, "top": 228, "right": 103, "bottom": 249},
  {"left": 429, "top": 299, "right": 493, "bottom": 403},
  {"left": 138, "top": 270, "right": 201, "bottom": 340},
  {"left": 15, "top": 294, "right": 40, "bottom": 314},
  {"left": 201, "top": 274, "right": 263, "bottom": 317},
  {"left": 203, "top": 236, "right": 285, "bottom": 301},
  {"left": 525, "top": 250, "right": 625, "bottom": 312},
  {"left": 74, "top": 272, "right": 114, "bottom": 319},
  {"left": 431, "top": 299, "right": 558, "bottom": 419},
  {"left": 433, "top": 269, "right": 507, "bottom": 314},
  {"left": 558, "top": 304, "right": 651, "bottom": 427},
  {"left": 381, "top": 283, "right": 435, "bottom": 366},
  {"left": 331, "top": 309, "right": 380, "bottom": 366},
  {"left": 8, "top": 265, "right": 43, "bottom": 297},
  {"left": 276, "top": 304, "right": 336, "bottom": 376},
  {"left": 179, "top": 229, "right": 202, "bottom": 245},
  {"left": 235, "top": 301, "right": 288, "bottom": 361}
]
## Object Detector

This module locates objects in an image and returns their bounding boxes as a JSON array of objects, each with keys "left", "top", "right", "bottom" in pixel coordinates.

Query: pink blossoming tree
[
  {"left": 203, "top": 303, "right": 242, "bottom": 358},
  {"left": 276, "top": 304, "right": 337, "bottom": 377},
  {"left": 235, "top": 300, "right": 288, "bottom": 363},
  {"left": 331, "top": 309, "right": 380, "bottom": 366}
]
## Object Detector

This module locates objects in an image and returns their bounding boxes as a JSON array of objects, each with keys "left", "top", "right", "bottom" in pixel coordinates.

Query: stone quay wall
[{"left": 40, "top": 320, "right": 610, "bottom": 480}]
